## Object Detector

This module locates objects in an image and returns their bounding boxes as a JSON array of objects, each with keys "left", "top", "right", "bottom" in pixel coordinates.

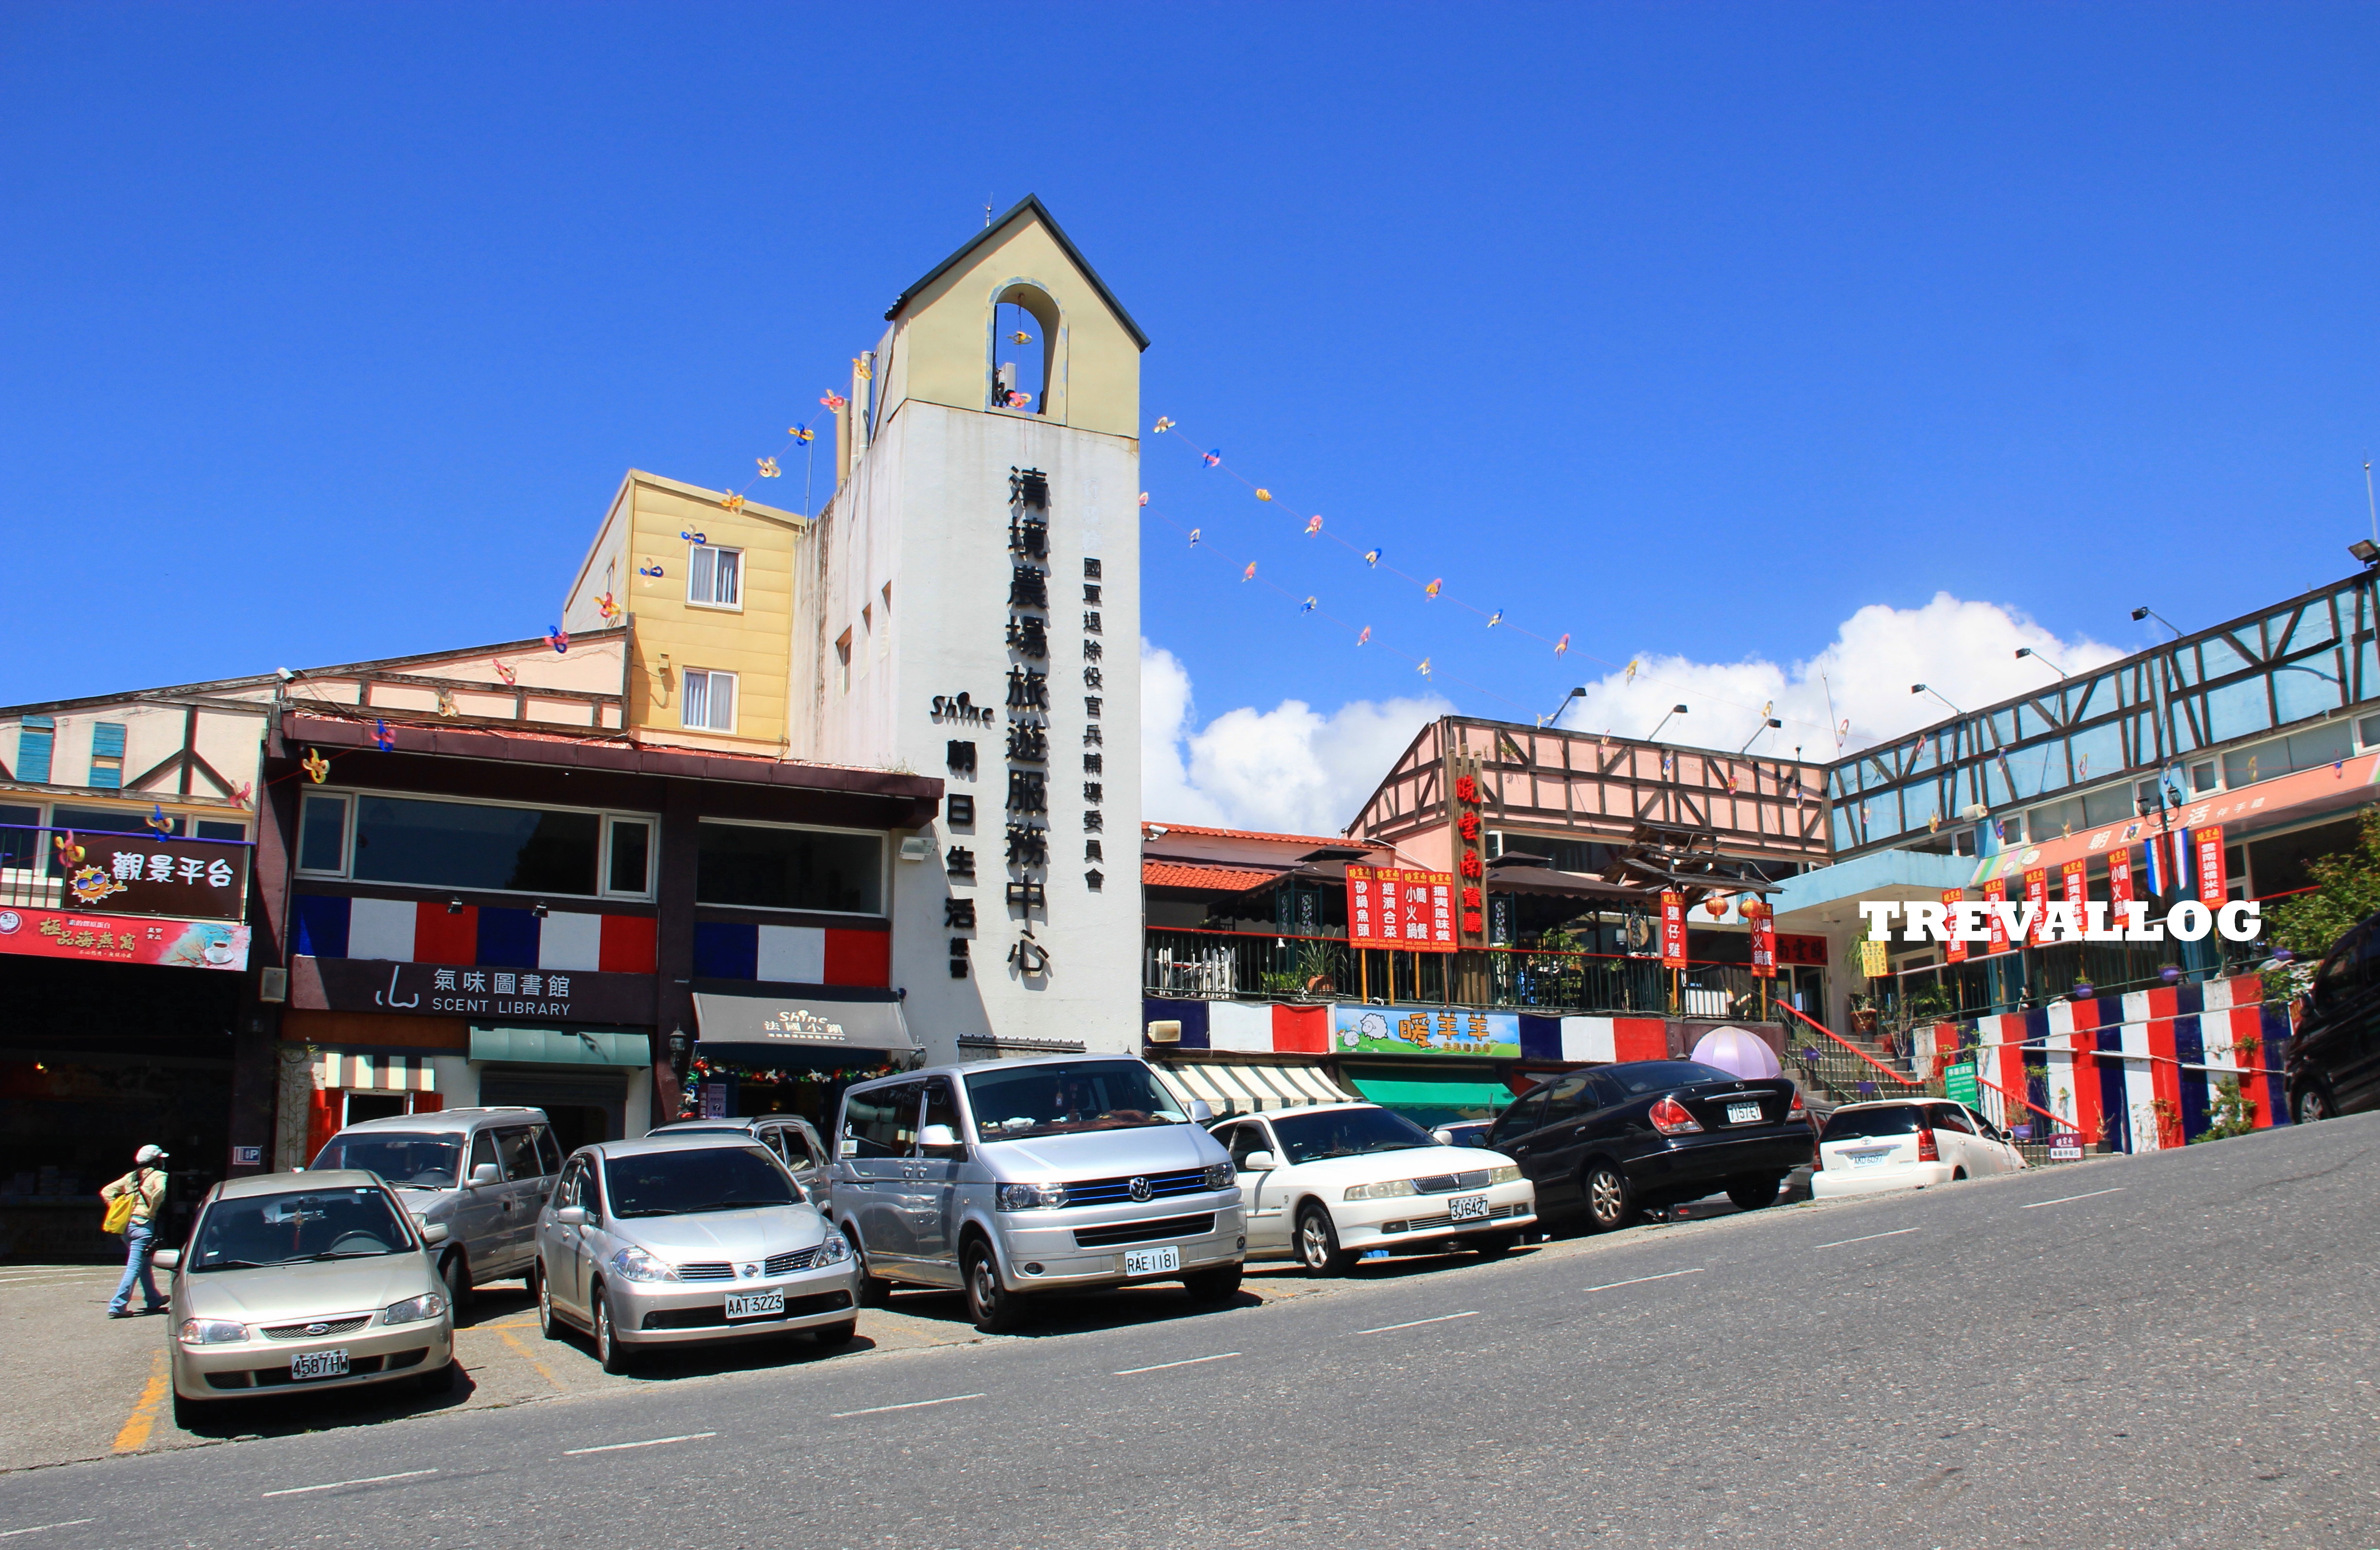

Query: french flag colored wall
[
  {"left": 691, "top": 921, "right": 890, "bottom": 988},
  {"left": 290, "top": 894, "right": 655, "bottom": 974},
  {"left": 1558, "top": 1016, "right": 1669, "bottom": 1065}
]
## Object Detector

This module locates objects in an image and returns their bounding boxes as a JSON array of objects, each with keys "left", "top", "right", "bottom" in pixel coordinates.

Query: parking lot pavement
[{"left": 0, "top": 1262, "right": 158, "bottom": 1473}]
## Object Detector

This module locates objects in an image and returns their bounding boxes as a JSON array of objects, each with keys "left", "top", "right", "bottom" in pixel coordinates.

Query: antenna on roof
[
  {"left": 2365, "top": 457, "right": 2377, "bottom": 547},
  {"left": 984, "top": 195, "right": 994, "bottom": 229}
]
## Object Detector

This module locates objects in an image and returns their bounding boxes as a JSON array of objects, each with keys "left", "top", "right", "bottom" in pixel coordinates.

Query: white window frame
[
  {"left": 292, "top": 786, "right": 659, "bottom": 902},
  {"left": 686, "top": 543, "right": 743, "bottom": 611},
  {"left": 693, "top": 815, "right": 890, "bottom": 919},
  {"left": 681, "top": 669, "right": 738, "bottom": 734}
]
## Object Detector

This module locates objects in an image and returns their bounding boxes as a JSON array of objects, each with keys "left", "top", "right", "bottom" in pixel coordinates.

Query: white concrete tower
[{"left": 792, "top": 197, "right": 1147, "bottom": 1060}]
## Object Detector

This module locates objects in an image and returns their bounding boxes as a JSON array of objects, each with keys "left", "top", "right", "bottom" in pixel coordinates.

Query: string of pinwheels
[{"left": 1146, "top": 417, "right": 1850, "bottom": 751}]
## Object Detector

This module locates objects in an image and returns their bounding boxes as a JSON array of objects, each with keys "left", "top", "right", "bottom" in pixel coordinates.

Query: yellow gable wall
[
  {"left": 880, "top": 211, "right": 1142, "bottom": 441},
  {"left": 613, "top": 478, "right": 803, "bottom": 752}
]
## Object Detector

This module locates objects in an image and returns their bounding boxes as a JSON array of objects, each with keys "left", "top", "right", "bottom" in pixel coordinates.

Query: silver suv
[
  {"left": 310, "top": 1106, "right": 559, "bottom": 1308},
  {"left": 828, "top": 1056, "right": 1245, "bottom": 1332}
]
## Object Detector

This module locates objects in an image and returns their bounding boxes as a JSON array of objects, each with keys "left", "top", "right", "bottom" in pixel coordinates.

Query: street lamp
[
  {"left": 2350, "top": 538, "right": 2380, "bottom": 567},
  {"left": 1910, "top": 684, "right": 1965, "bottom": 716},
  {"left": 1738, "top": 717, "right": 1783, "bottom": 753},
  {"left": 1539, "top": 686, "right": 1586, "bottom": 728},
  {"left": 667, "top": 1026, "right": 689, "bottom": 1079},
  {"left": 2130, "top": 605, "right": 2185, "bottom": 639},
  {"left": 2014, "top": 646, "right": 2068, "bottom": 679},
  {"left": 1648, "top": 704, "right": 1688, "bottom": 741}
]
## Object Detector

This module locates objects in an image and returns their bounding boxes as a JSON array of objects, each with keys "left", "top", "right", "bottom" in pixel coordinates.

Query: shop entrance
[{"left": 478, "top": 1068, "right": 626, "bottom": 1156}]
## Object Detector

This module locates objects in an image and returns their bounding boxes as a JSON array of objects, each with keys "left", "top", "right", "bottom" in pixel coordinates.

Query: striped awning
[
  {"left": 314, "top": 1052, "right": 436, "bottom": 1092},
  {"left": 1158, "top": 1061, "right": 1351, "bottom": 1116}
]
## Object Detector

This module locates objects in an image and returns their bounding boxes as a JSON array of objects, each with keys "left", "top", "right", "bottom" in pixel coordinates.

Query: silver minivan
[
  {"left": 310, "top": 1106, "right": 560, "bottom": 1308},
  {"left": 828, "top": 1055, "right": 1245, "bottom": 1332}
]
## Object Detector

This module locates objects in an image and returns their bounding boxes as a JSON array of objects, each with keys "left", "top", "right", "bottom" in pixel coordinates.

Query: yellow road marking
[
  {"left": 497, "top": 1327, "right": 562, "bottom": 1391},
  {"left": 114, "top": 1350, "right": 168, "bottom": 1452}
]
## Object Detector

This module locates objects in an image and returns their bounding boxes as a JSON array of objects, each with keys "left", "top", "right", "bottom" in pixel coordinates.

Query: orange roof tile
[{"left": 1141, "top": 861, "right": 1282, "bottom": 892}]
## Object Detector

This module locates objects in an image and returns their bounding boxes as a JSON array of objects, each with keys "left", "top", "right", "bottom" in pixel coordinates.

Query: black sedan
[{"left": 1487, "top": 1060, "right": 1814, "bottom": 1231}]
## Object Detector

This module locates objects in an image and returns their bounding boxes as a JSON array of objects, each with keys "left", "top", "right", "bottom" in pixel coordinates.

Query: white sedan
[
  {"left": 1811, "top": 1099, "right": 2028, "bottom": 1198},
  {"left": 1208, "top": 1103, "right": 1536, "bottom": 1274}
]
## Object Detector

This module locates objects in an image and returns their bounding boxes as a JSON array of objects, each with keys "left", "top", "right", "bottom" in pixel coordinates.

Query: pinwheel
[
  {"left": 1008, "top": 330, "right": 1032, "bottom": 344},
  {"left": 372, "top": 719, "right": 396, "bottom": 752},
  {"left": 821, "top": 390, "right": 848, "bottom": 411},
  {"left": 1152, "top": 416, "right": 1174, "bottom": 433},
  {"left": 1424, "top": 579, "right": 1443, "bottom": 599},
  {"left": 1362, "top": 549, "right": 1382, "bottom": 567},
  {"left": 757, "top": 456, "right": 780, "bottom": 478},
  {"left": 302, "top": 749, "right": 330, "bottom": 784},
  {"left": 1255, "top": 488, "right": 1272, "bottom": 501},
  {"left": 1356, "top": 627, "right": 1372, "bottom": 646},
  {"left": 1555, "top": 634, "right": 1570, "bottom": 656},
  {"left": 679, "top": 530, "right": 707, "bottom": 545},
  {"left": 1301, "top": 597, "right": 1317, "bottom": 613},
  {"left": 1486, "top": 610, "right": 1503, "bottom": 628},
  {"left": 145, "top": 804, "right": 173, "bottom": 838},
  {"left": 1201, "top": 450, "right": 1221, "bottom": 467},
  {"left": 492, "top": 659, "right": 517, "bottom": 685},
  {"left": 1304, "top": 515, "right": 1323, "bottom": 535},
  {"left": 545, "top": 625, "right": 569, "bottom": 654},
  {"left": 1242, "top": 562, "right": 1258, "bottom": 582}
]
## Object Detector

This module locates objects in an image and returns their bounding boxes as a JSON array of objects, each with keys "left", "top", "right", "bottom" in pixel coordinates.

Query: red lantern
[
  {"left": 1740, "top": 896, "right": 1769, "bottom": 922},
  {"left": 1704, "top": 895, "right": 1729, "bottom": 919}
]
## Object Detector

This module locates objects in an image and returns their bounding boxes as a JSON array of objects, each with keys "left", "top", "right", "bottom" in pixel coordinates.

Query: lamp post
[
  {"left": 1910, "top": 684, "right": 1965, "bottom": 717},
  {"left": 1539, "top": 686, "right": 1586, "bottom": 728},
  {"left": 1738, "top": 717, "right": 1782, "bottom": 754},
  {"left": 1648, "top": 704, "right": 1688, "bottom": 741},
  {"left": 2014, "top": 646, "right": 2068, "bottom": 679}
]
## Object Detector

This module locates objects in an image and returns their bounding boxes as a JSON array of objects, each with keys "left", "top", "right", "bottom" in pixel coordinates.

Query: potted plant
[
  {"left": 1850, "top": 994, "right": 1881, "bottom": 1036},
  {"left": 2159, "top": 963, "right": 2183, "bottom": 986},
  {"left": 2070, "top": 978, "right": 2095, "bottom": 1000}
]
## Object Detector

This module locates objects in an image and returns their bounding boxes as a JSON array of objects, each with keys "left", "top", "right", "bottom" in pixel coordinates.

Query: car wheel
[
  {"left": 593, "top": 1285, "right": 634, "bottom": 1375},
  {"left": 1725, "top": 1173, "right": 1782, "bottom": 1212},
  {"left": 1951, "top": 1167, "right": 1968, "bottom": 1181},
  {"left": 963, "top": 1238, "right": 1026, "bottom": 1334},
  {"left": 2296, "top": 1085, "right": 2331, "bottom": 1123},
  {"left": 1294, "top": 1204, "right": 1355, "bottom": 1275},
  {"left": 170, "top": 1387, "right": 213, "bottom": 1432},
  {"left": 418, "top": 1358, "right": 457, "bottom": 1394},
  {"left": 1181, "top": 1263, "right": 1243, "bottom": 1303},
  {"left": 844, "top": 1226, "right": 892, "bottom": 1308},
  {"left": 439, "top": 1251, "right": 470, "bottom": 1317},
  {"left": 811, "top": 1318, "right": 858, "bottom": 1348},
  {"left": 534, "top": 1261, "right": 563, "bottom": 1341},
  {"left": 1468, "top": 1231, "right": 1517, "bottom": 1259},
  {"left": 1583, "top": 1163, "right": 1634, "bottom": 1233}
]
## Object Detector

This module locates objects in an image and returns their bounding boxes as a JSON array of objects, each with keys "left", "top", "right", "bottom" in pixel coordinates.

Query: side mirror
[
  {"left": 918, "top": 1124, "right": 965, "bottom": 1157},
  {"left": 419, "top": 1222, "right": 449, "bottom": 1245},
  {"left": 553, "top": 1205, "right": 587, "bottom": 1227},
  {"left": 468, "top": 1163, "right": 501, "bottom": 1188},
  {"left": 1187, "top": 1099, "right": 1214, "bottom": 1122},
  {"left": 1430, "top": 1128, "right": 1455, "bottom": 1146},
  {"left": 152, "top": 1248, "right": 180, "bottom": 1271},
  {"left": 1242, "top": 1150, "right": 1276, "bottom": 1171}
]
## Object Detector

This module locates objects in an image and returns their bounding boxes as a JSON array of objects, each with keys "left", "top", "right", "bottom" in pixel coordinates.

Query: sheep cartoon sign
[{"left": 1331, "top": 1005, "right": 1519, "bottom": 1060}]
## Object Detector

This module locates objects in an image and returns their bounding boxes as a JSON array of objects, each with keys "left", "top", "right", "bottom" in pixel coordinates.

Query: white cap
[{"left": 136, "top": 1145, "right": 168, "bottom": 1164}]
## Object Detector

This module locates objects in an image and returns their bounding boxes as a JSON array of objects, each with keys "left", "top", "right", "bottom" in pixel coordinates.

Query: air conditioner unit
[
  {"left": 257, "top": 967, "right": 288, "bottom": 1004},
  {"left": 1145, "top": 1020, "right": 1182, "bottom": 1044}
]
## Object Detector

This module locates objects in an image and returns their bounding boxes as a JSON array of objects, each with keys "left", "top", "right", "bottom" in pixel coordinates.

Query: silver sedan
[{"left": 532, "top": 1135, "right": 860, "bottom": 1372}]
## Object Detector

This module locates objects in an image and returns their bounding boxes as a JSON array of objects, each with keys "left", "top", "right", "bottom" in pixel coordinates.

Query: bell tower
[{"left": 793, "top": 197, "right": 1148, "bottom": 1059}]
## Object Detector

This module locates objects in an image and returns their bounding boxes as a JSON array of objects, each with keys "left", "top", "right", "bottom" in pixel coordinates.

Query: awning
[
  {"left": 693, "top": 990, "right": 918, "bottom": 1068},
  {"left": 314, "top": 1052, "right": 435, "bottom": 1092},
  {"left": 1157, "top": 1061, "right": 1350, "bottom": 1116},
  {"left": 1345, "top": 1074, "right": 1515, "bottom": 1120},
  {"left": 468, "top": 1027, "right": 650, "bottom": 1068}
]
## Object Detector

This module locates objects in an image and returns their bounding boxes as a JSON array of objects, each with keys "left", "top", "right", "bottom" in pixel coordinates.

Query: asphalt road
[{"left": 4, "top": 1116, "right": 2376, "bottom": 1550}]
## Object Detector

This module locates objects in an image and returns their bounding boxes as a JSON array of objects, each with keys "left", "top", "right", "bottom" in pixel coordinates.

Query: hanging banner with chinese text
[
  {"left": 1982, "top": 877, "right": 2011, "bottom": 955},
  {"left": 1750, "top": 914, "right": 1776, "bottom": 979},
  {"left": 0, "top": 908, "right": 250, "bottom": 970},
  {"left": 2107, "top": 846, "right": 2135, "bottom": 908},
  {"left": 2022, "top": 867, "right": 2050, "bottom": 947},
  {"left": 1943, "top": 889, "right": 1969, "bottom": 964},
  {"left": 1660, "top": 891, "right": 1687, "bottom": 968},
  {"left": 1343, "top": 866, "right": 1456, "bottom": 954},
  {"left": 2195, "top": 825, "right": 2228, "bottom": 908}
]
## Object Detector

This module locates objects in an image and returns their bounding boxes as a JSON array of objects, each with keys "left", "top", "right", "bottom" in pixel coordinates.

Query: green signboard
[
  {"left": 1942, "top": 1060, "right": 1979, "bottom": 1106},
  {"left": 1331, "top": 1004, "right": 1520, "bottom": 1059}
]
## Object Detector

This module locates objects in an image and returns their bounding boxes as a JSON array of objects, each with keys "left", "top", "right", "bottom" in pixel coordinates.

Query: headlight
[
  {"left": 811, "top": 1233, "right": 851, "bottom": 1266},
  {"left": 1203, "top": 1163, "right": 1234, "bottom": 1190},
  {"left": 1487, "top": 1165, "right": 1522, "bottom": 1185},
  {"left": 1344, "top": 1179, "right": 1420, "bottom": 1201},
  {"left": 178, "top": 1318, "right": 247, "bottom": 1344},
  {"left": 996, "top": 1182, "right": 1069, "bottom": 1211},
  {"left": 608, "top": 1245, "right": 680, "bottom": 1283},
  {"left": 381, "top": 1292, "right": 448, "bottom": 1326}
]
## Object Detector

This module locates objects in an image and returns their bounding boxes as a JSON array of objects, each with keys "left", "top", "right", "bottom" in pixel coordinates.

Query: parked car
[
  {"left": 650, "top": 1115, "right": 831, "bottom": 1198},
  {"left": 1210, "top": 1103, "right": 1535, "bottom": 1274},
  {"left": 531, "top": 1134, "right": 859, "bottom": 1373},
  {"left": 1810, "top": 1099, "right": 2027, "bottom": 1197},
  {"left": 2287, "top": 913, "right": 2380, "bottom": 1122},
  {"left": 310, "top": 1106, "right": 560, "bottom": 1309},
  {"left": 1429, "top": 1120, "right": 1497, "bottom": 1150},
  {"left": 1488, "top": 1060, "right": 1813, "bottom": 1231},
  {"left": 829, "top": 1055, "right": 1244, "bottom": 1333},
  {"left": 155, "top": 1170, "right": 456, "bottom": 1428}
]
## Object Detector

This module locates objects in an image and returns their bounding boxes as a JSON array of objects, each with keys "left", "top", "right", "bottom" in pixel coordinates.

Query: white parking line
[
  {"left": 0, "top": 1521, "right": 98, "bottom": 1539},
  {"left": 1114, "top": 1352, "right": 1241, "bottom": 1376},
  {"left": 2021, "top": 1188, "right": 2125, "bottom": 1210},
  {"left": 563, "top": 1431, "right": 717, "bottom": 1456},
  {"left": 831, "top": 1393, "right": 987, "bottom": 1419},
  {"left": 1356, "top": 1311, "right": 1480, "bottom": 1335},
  {"left": 1582, "top": 1268, "right": 1704, "bottom": 1293},
  {"left": 1815, "top": 1227, "right": 1922, "bottom": 1249},
  {"left": 261, "top": 1468, "right": 438, "bottom": 1498}
]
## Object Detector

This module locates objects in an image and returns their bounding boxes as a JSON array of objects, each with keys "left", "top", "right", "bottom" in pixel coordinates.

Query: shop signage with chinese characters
[
  {"left": 1776, "top": 932, "right": 1828, "bottom": 966},
  {"left": 0, "top": 908, "right": 250, "bottom": 970},
  {"left": 36, "top": 834, "right": 249, "bottom": 920},
  {"left": 1330, "top": 1003, "right": 1519, "bottom": 1059},
  {"left": 1750, "top": 915, "right": 1775, "bottom": 979},
  {"left": 2195, "top": 825, "right": 2228, "bottom": 908},
  {"left": 1344, "top": 865, "right": 1456, "bottom": 953},
  {"left": 292, "top": 956, "right": 656, "bottom": 1023},
  {"left": 1659, "top": 891, "right": 1686, "bottom": 968}
]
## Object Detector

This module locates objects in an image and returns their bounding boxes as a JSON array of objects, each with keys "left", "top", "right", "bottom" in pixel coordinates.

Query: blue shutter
[
  {"left": 16, "top": 717, "right": 53, "bottom": 784},
  {"left": 88, "top": 722, "right": 126, "bottom": 789}
]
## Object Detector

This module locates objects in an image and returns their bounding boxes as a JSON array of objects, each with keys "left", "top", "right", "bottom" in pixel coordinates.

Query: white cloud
[
  {"left": 1141, "top": 641, "right": 1453, "bottom": 836},
  {"left": 1555, "top": 592, "right": 2123, "bottom": 757}
]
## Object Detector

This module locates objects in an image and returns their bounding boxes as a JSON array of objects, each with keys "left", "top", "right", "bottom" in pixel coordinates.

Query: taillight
[
  {"left": 1916, "top": 1128, "right": 1939, "bottom": 1162},
  {"left": 1787, "top": 1086, "right": 1805, "bottom": 1115},
  {"left": 1649, "top": 1095, "right": 1703, "bottom": 1136}
]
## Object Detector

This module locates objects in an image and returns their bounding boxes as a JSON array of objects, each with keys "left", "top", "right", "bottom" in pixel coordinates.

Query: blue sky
[{"left": 4, "top": 3, "right": 2378, "bottom": 822}]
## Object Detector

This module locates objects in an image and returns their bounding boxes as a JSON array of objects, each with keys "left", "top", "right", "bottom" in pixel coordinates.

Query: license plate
[
  {"left": 1850, "top": 1152, "right": 1890, "bottom": 1168},
  {"left": 1122, "top": 1245, "right": 1180, "bottom": 1276},
  {"left": 1448, "top": 1194, "right": 1490, "bottom": 1222},
  {"left": 1727, "top": 1102, "right": 1762, "bottom": 1124},
  {"left": 290, "top": 1349, "right": 348, "bottom": 1381},
  {"left": 724, "top": 1290, "right": 784, "bottom": 1319}
]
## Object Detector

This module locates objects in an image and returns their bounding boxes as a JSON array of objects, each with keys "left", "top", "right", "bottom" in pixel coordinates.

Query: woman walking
[{"left": 101, "top": 1144, "right": 170, "bottom": 1319}]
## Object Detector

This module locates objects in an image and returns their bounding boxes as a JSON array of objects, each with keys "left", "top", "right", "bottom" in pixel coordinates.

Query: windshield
[
  {"left": 1271, "top": 1106, "right": 1436, "bottom": 1164},
  {"left": 1821, "top": 1106, "right": 1924, "bottom": 1140},
  {"left": 964, "top": 1060, "right": 1189, "bottom": 1141},
  {"left": 188, "top": 1186, "right": 414, "bottom": 1272},
  {"left": 604, "top": 1146, "right": 799, "bottom": 1219},
  {"left": 1606, "top": 1061, "right": 1743, "bottom": 1096},
  {"left": 310, "top": 1133, "right": 463, "bottom": 1190}
]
